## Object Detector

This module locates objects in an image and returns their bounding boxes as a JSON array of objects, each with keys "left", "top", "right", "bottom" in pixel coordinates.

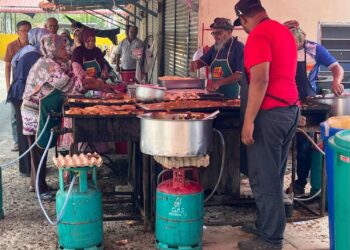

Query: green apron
[
  {"left": 83, "top": 59, "right": 102, "bottom": 97},
  {"left": 36, "top": 89, "right": 64, "bottom": 149},
  {"left": 210, "top": 37, "right": 239, "bottom": 98},
  {"left": 83, "top": 59, "right": 102, "bottom": 78}
]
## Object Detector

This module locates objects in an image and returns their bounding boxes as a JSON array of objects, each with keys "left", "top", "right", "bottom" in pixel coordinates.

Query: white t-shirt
[{"left": 116, "top": 38, "right": 143, "bottom": 70}]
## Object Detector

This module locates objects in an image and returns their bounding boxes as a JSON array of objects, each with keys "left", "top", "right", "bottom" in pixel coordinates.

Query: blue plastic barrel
[{"left": 320, "top": 116, "right": 350, "bottom": 250}]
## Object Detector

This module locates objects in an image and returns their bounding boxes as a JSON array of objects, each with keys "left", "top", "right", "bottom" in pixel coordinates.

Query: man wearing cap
[
  {"left": 190, "top": 18, "right": 244, "bottom": 98},
  {"left": 234, "top": 1, "right": 300, "bottom": 249},
  {"left": 284, "top": 20, "right": 344, "bottom": 195}
]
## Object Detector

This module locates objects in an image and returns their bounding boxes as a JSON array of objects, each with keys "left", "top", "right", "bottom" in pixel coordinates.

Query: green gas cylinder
[
  {"left": 56, "top": 167, "right": 103, "bottom": 250},
  {"left": 156, "top": 168, "right": 204, "bottom": 250}
]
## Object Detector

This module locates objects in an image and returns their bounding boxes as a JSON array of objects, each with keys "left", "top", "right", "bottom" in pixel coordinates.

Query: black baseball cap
[{"left": 233, "top": 0, "right": 263, "bottom": 26}]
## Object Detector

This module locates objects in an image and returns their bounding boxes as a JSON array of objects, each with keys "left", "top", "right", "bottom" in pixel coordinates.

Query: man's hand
[
  {"left": 241, "top": 120, "right": 255, "bottom": 145},
  {"left": 190, "top": 61, "right": 199, "bottom": 72},
  {"left": 331, "top": 82, "right": 344, "bottom": 96},
  {"left": 207, "top": 81, "right": 220, "bottom": 92}
]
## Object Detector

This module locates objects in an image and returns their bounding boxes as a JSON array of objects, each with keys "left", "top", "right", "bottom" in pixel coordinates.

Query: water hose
[
  {"left": 293, "top": 128, "right": 324, "bottom": 202},
  {"left": 204, "top": 129, "right": 225, "bottom": 202},
  {"left": 35, "top": 130, "right": 76, "bottom": 225},
  {"left": 0, "top": 116, "right": 51, "bottom": 169}
]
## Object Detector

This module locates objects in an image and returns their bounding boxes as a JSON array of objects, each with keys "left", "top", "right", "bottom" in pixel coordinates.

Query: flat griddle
[
  {"left": 136, "top": 99, "right": 241, "bottom": 112},
  {"left": 65, "top": 96, "right": 135, "bottom": 107}
]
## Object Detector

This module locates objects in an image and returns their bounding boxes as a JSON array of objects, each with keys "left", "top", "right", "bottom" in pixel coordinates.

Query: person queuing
[
  {"left": 60, "top": 29, "right": 74, "bottom": 54},
  {"left": 284, "top": 20, "right": 344, "bottom": 196},
  {"left": 190, "top": 17, "right": 244, "bottom": 98},
  {"left": 72, "top": 28, "right": 82, "bottom": 51},
  {"left": 21, "top": 34, "right": 114, "bottom": 201},
  {"left": 45, "top": 17, "right": 59, "bottom": 35},
  {"left": 4, "top": 20, "right": 31, "bottom": 154},
  {"left": 115, "top": 25, "right": 143, "bottom": 72},
  {"left": 7, "top": 28, "right": 50, "bottom": 183},
  {"left": 234, "top": 0, "right": 300, "bottom": 249}
]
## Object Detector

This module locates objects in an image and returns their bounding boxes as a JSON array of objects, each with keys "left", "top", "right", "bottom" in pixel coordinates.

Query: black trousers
[
  {"left": 246, "top": 106, "right": 299, "bottom": 244},
  {"left": 27, "top": 135, "right": 48, "bottom": 193},
  {"left": 12, "top": 100, "right": 31, "bottom": 176},
  {"left": 296, "top": 132, "right": 314, "bottom": 188}
]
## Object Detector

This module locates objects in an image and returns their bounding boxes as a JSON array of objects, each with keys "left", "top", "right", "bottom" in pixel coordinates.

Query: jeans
[{"left": 246, "top": 106, "right": 300, "bottom": 244}]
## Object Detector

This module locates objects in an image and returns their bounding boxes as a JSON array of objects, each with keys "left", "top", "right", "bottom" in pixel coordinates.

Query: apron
[
  {"left": 83, "top": 59, "right": 102, "bottom": 97},
  {"left": 36, "top": 89, "right": 64, "bottom": 149},
  {"left": 210, "top": 37, "right": 240, "bottom": 99},
  {"left": 296, "top": 46, "right": 316, "bottom": 99}
]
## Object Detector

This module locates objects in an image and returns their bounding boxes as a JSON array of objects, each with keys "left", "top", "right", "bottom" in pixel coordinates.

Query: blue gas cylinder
[{"left": 56, "top": 167, "right": 103, "bottom": 250}]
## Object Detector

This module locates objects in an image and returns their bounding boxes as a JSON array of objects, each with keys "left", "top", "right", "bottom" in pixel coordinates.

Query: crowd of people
[{"left": 4, "top": 17, "right": 139, "bottom": 201}]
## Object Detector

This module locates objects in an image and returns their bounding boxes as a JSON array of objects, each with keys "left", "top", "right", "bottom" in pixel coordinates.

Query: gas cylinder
[
  {"left": 56, "top": 167, "right": 103, "bottom": 250},
  {"left": 156, "top": 168, "right": 204, "bottom": 250}
]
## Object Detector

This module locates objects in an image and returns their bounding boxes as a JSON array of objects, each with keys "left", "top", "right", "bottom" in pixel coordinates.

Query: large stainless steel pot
[
  {"left": 312, "top": 96, "right": 350, "bottom": 116},
  {"left": 138, "top": 112, "right": 214, "bottom": 157},
  {"left": 135, "top": 84, "right": 165, "bottom": 102}
]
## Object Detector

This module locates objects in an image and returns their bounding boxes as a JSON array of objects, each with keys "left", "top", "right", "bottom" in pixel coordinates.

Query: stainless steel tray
[{"left": 159, "top": 78, "right": 205, "bottom": 89}]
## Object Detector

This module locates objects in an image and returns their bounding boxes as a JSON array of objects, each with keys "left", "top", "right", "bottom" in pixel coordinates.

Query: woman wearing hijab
[
  {"left": 71, "top": 28, "right": 109, "bottom": 81},
  {"left": 60, "top": 29, "right": 74, "bottom": 54},
  {"left": 22, "top": 34, "right": 113, "bottom": 200},
  {"left": 7, "top": 28, "right": 50, "bottom": 179}
]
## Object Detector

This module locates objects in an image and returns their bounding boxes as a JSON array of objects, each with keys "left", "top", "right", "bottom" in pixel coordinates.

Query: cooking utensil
[
  {"left": 135, "top": 84, "right": 166, "bottom": 102},
  {"left": 311, "top": 96, "right": 350, "bottom": 116},
  {"left": 204, "top": 110, "right": 220, "bottom": 120},
  {"left": 138, "top": 112, "right": 214, "bottom": 156},
  {"left": 159, "top": 77, "right": 205, "bottom": 89}
]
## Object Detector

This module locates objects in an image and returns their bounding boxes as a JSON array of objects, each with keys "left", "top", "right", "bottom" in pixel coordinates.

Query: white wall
[{"left": 198, "top": 0, "right": 350, "bottom": 47}]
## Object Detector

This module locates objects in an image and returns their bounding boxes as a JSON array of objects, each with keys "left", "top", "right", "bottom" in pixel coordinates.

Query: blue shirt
[
  {"left": 200, "top": 37, "right": 244, "bottom": 73},
  {"left": 300, "top": 40, "right": 337, "bottom": 91},
  {"left": 7, "top": 51, "right": 41, "bottom": 102}
]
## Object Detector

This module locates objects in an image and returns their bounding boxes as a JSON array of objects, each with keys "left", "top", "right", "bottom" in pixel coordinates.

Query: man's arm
[
  {"left": 207, "top": 71, "right": 242, "bottom": 91},
  {"left": 5, "top": 62, "right": 11, "bottom": 91},
  {"left": 241, "top": 62, "right": 270, "bottom": 146},
  {"left": 330, "top": 63, "right": 344, "bottom": 96},
  {"left": 189, "top": 60, "right": 206, "bottom": 72}
]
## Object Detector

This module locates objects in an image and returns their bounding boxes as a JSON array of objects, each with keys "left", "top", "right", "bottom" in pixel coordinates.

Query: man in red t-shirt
[{"left": 233, "top": 1, "right": 300, "bottom": 249}]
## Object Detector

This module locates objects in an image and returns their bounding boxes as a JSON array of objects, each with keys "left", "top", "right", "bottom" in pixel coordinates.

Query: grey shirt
[{"left": 116, "top": 38, "right": 143, "bottom": 70}]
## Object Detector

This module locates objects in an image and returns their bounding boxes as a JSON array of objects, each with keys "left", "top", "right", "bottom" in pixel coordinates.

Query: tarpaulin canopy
[{"left": 0, "top": 0, "right": 125, "bottom": 14}]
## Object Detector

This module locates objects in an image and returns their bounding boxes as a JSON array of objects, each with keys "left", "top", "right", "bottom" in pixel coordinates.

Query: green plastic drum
[
  {"left": 56, "top": 167, "right": 103, "bottom": 250},
  {"left": 329, "top": 130, "right": 350, "bottom": 250}
]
